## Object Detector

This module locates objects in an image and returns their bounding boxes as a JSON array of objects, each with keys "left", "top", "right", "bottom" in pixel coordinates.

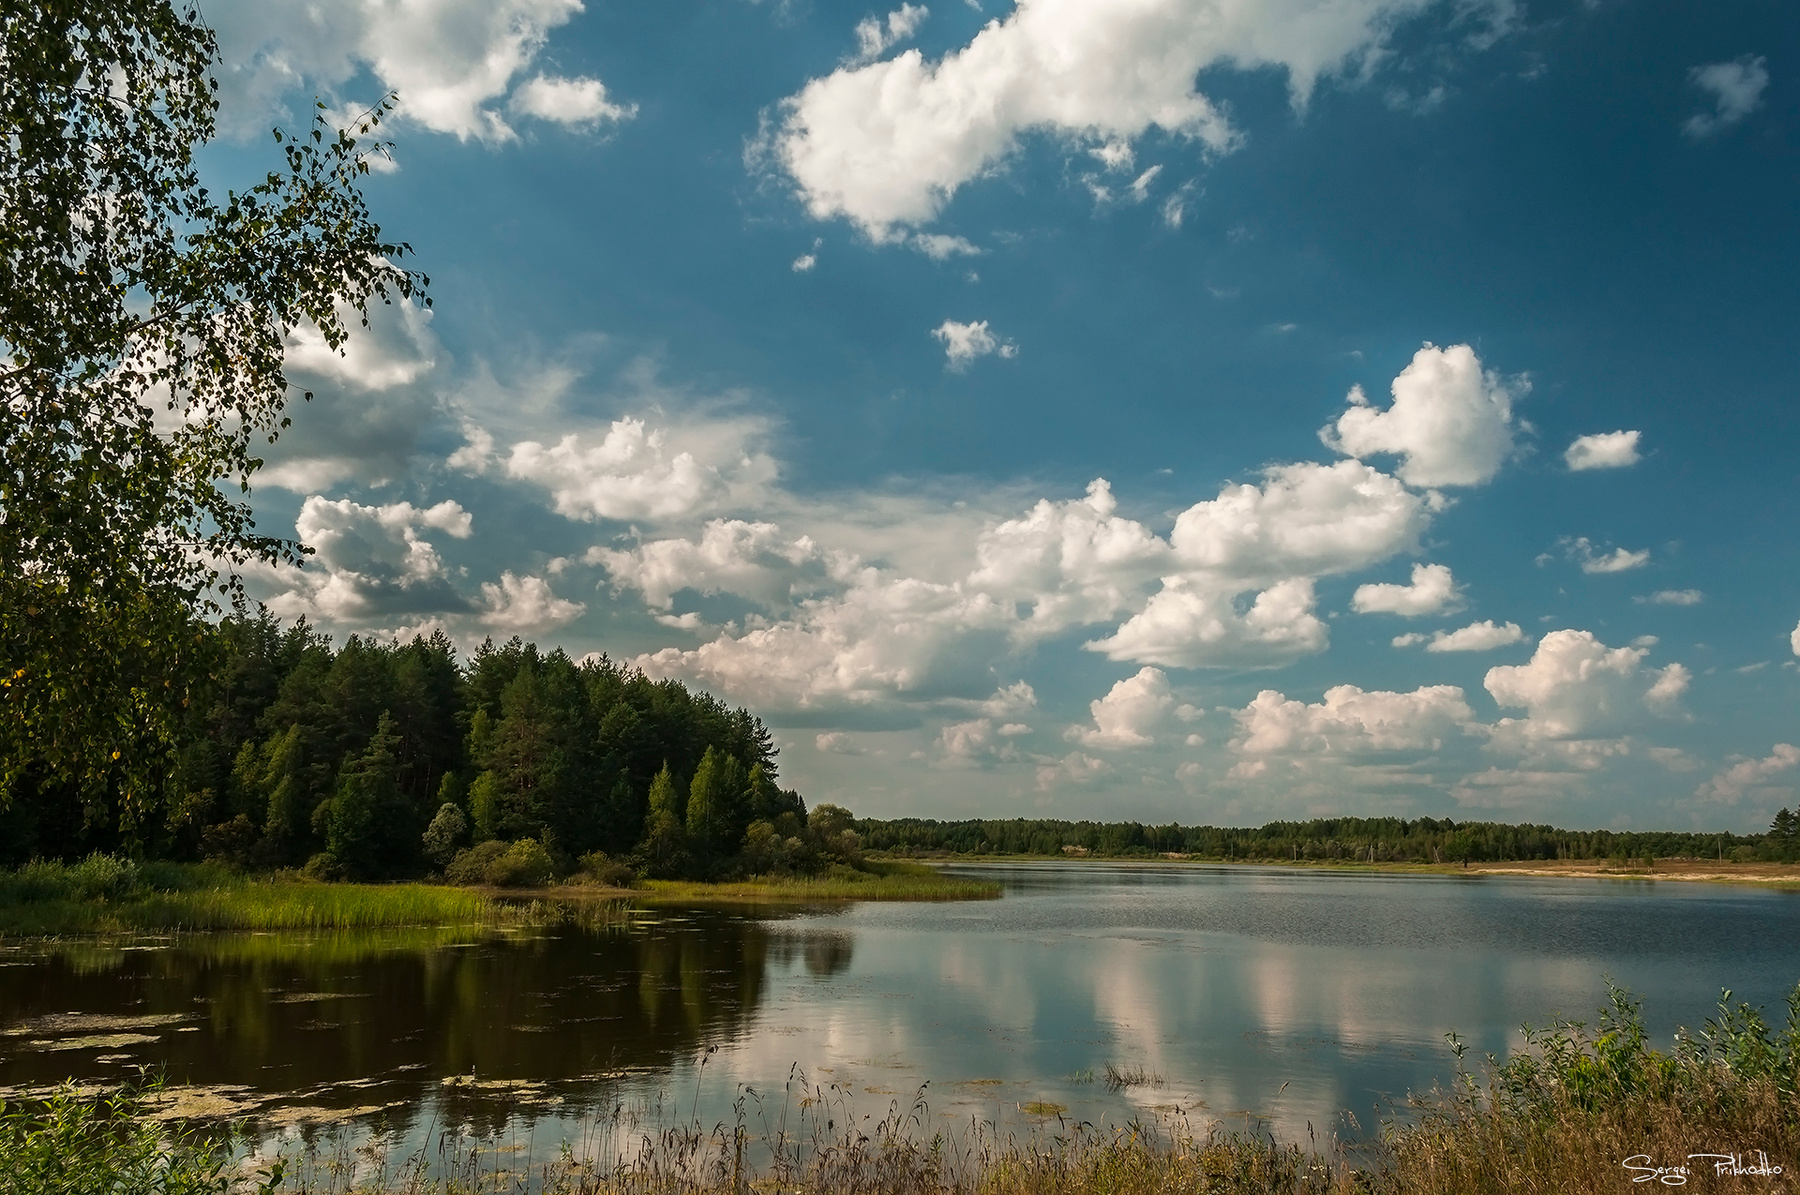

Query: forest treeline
[
  {"left": 0, "top": 614, "right": 856, "bottom": 883},
  {"left": 855, "top": 814, "right": 1800, "bottom": 865}
]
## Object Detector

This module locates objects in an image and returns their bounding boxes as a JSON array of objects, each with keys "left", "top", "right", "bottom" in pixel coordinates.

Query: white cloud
[
  {"left": 1636, "top": 589, "right": 1703, "bottom": 607},
  {"left": 792, "top": 253, "right": 818, "bottom": 271},
  {"left": 1129, "top": 165, "right": 1163, "bottom": 202},
  {"left": 1321, "top": 343, "right": 1521, "bottom": 487},
  {"left": 479, "top": 572, "right": 586, "bottom": 632},
  {"left": 589, "top": 519, "right": 849, "bottom": 610},
  {"left": 1483, "top": 628, "right": 1687, "bottom": 741},
  {"left": 207, "top": 0, "right": 622, "bottom": 144},
  {"left": 1697, "top": 744, "right": 1800, "bottom": 804},
  {"left": 968, "top": 479, "right": 1169, "bottom": 637},
  {"left": 511, "top": 74, "right": 636, "bottom": 127},
  {"left": 1564, "top": 429, "right": 1641, "bottom": 471},
  {"left": 765, "top": 0, "right": 1505, "bottom": 238},
  {"left": 1035, "top": 751, "right": 1113, "bottom": 791},
  {"left": 939, "top": 717, "right": 1019, "bottom": 765},
  {"left": 1684, "top": 55, "right": 1770, "bottom": 139},
  {"left": 912, "top": 233, "right": 983, "bottom": 260},
  {"left": 481, "top": 415, "right": 780, "bottom": 523},
  {"left": 1168, "top": 460, "right": 1431, "bottom": 585},
  {"left": 1565, "top": 536, "right": 1650, "bottom": 574},
  {"left": 932, "top": 319, "right": 1017, "bottom": 369},
  {"left": 1088, "top": 578, "right": 1328, "bottom": 669},
  {"left": 262, "top": 300, "right": 442, "bottom": 492},
  {"left": 1352, "top": 562, "right": 1463, "bottom": 616},
  {"left": 1792, "top": 620, "right": 1800, "bottom": 657},
  {"left": 265, "top": 496, "right": 474, "bottom": 621},
  {"left": 815, "top": 731, "right": 865, "bottom": 755},
  {"left": 854, "top": 4, "right": 930, "bottom": 62},
  {"left": 1420, "top": 619, "right": 1525, "bottom": 653},
  {"left": 1233, "top": 684, "right": 1476, "bottom": 756},
  {"left": 634, "top": 569, "right": 1012, "bottom": 712},
  {"left": 1067, "top": 667, "right": 1176, "bottom": 748}
]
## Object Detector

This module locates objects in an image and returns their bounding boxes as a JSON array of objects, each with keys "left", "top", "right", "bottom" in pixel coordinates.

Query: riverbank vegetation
[
  {"left": 2, "top": 614, "right": 891, "bottom": 893},
  {"left": 858, "top": 812, "right": 1799, "bottom": 868},
  {"left": 3, "top": 984, "right": 1794, "bottom": 1193}
]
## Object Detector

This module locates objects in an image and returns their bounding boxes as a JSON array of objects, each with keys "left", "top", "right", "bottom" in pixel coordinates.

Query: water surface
[{"left": 3, "top": 862, "right": 1797, "bottom": 1148}]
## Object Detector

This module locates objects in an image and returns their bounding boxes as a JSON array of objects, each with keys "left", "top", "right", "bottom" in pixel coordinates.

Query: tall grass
[{"left": 0, "top": 855, "right": 559, "bottom": 937}]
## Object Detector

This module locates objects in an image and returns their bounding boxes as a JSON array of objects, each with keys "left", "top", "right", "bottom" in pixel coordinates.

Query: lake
[{"left": 4, "top": 862, "right": 1798, "bottom": 1159}]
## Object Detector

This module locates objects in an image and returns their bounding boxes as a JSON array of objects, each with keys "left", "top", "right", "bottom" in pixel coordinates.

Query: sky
[{"left": 193, "top": 0, "right": 1798, "bottom": 831}]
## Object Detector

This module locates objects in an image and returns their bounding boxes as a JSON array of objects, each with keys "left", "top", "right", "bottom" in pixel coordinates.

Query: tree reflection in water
[{"left": 0, "top": 907, "right": 854, "bottom": 1133}]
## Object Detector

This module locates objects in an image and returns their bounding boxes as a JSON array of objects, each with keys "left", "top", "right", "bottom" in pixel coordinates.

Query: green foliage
[
  {"left": 421, "top": 801, "right": 468, "bottom": 865},
  {"left": 858, "top": 814, "right": 1776, "bottom": 864},
  {"left": 1, "top": 1, "right": 425, "bottom": 829},
  {"left": 443, "top": 838, "right": 553, "bottom": 887}
]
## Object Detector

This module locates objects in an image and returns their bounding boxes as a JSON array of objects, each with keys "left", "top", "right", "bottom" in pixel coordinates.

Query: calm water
[{"left": 4, "top": 862, "right": 1799, "bottom": 1151}]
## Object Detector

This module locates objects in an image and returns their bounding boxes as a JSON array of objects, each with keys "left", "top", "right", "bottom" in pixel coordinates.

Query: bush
[
  {"left": 445, "top": 839, "right": 554, "bottom": 887},
  {"left": 576, "top": 851, "right": 635, "bottom": 887},
  {"left": 421, "top": 802, "right": 469, "bottom": 866},
  {"left": 445, "top": 840, "right": 508, "bottom": 885}
]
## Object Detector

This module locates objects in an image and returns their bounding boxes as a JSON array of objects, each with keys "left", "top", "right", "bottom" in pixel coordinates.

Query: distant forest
[
  {"left": 0, "top": 614, "right": 845, "bottom": 882},
  {"left": 854, "top": 814, "right": 1799, "bottom": 865}
]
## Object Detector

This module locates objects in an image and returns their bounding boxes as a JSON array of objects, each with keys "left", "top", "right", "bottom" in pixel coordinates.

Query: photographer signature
[{"left": 1623, "top": 1152, "right": 1784, "bottom": 1185}]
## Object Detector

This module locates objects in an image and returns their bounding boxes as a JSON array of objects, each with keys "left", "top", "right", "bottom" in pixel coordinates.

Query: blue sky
[{"left": 200, "top": 0, "right": 1797, "bottom": 829}]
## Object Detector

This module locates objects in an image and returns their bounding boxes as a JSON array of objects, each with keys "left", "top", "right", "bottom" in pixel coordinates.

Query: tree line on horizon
[
  {"left": 0, "top": 613, "right": 853, "bottom": 882},
  {"left": 854, "top": 813, "right": 1799, "bottom": 865}
]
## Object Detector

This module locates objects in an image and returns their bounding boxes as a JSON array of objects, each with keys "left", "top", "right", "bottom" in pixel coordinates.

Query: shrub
[
  {"left": 445, "top": 839, "right": 554, "bottom": 887},
  {"left": 445, "top": 840, "right": 508, "bottom": 885},
  {"left": 421, "top": 802, "right": 469, "bottom": 866},
  {"left": 576, "top": 851, "right": 635, "bottom": 887}
]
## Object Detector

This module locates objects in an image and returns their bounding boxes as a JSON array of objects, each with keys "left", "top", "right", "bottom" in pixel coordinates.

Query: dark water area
[{"left": 3, "top": 863, "right": 1799, "bottom": 1152}]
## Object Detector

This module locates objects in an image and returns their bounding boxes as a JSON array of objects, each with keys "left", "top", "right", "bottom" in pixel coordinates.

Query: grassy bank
[
  {"left": 0, "top": 856, "right": 519, "bottom": 937},
  {"left": 4, "top": 984, "right": 1795, "bottom": 1192},
  {"left": 0, "top": 855, "right": 991, "bottom": 939},
  {"left": 635, "top": 859, "right": 1001, "bottom": 903}
]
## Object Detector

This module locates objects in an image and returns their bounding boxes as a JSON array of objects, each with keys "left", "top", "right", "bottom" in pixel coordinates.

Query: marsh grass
[
  {"left": 1101, "top": 1064, "right": 1164, "bottom": 1092},
  {"left": 637, "top": 861, "right": 999, "bottom": 904},
  {"left": 0, "top": 856, "right": 606, "bottom": 937}
]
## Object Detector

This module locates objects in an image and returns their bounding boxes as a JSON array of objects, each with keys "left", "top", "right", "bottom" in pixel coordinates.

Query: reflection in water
[{"left": 3, "top": 863, "right": 1799, "bottom": 1151}]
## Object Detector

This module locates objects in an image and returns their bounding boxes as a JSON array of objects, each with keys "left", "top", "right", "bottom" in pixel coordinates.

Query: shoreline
[{"left": 895, "top": 852, "right": 1800, "bottom": 890}]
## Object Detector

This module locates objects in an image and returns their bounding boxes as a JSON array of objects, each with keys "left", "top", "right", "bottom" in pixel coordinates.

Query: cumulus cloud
[
  {"left": 1321, "top": 343, "right": 1521, "bottom": 487},
  {"left": 1793, "top": 620, "right": 1800, "bottom": 657},
  {"left": 1683, "top": 55, "right": 1770, "bottom": 139},
  {"left": 589, "top": 519, "right": 850, "bottom": 610},
  {"left": 1088, "top": 578, "right": 1327, "bottom": 669},
  {"left": 207, "top": 0, "right": 627, "bottom": 143},
  {"left": 1233, "top": 684, "right": 1476, "bottom": 756},
  {"left": 939, "top": 717, "right": 1023, "bottom": 765},
  {"left": 464, "top": 415, "right": 780, "bottom": 523},
  {"left": 854, "top": 4, "right": 929, "bottom": 62},
  {"left": 479, "top": 572, "right": 586, "bottom": 632},
  {"left": 1636, "top": 589, "right": 1703, "bottom": 606},
  {"left": 932, "top": 319, "right": 1017, "bottom": 369},
  {"left": 1352, "top": 562, "right": 1463, "bottom": 616},
  {"left": 1697, "top": 744, "right": 1800, "bottom": 804},
  {"left": 511, "top": 74, "right": 636, "bottom": 127},
  {"left": 1564, "top": 536, "right": 1650, "bottom": 574},
  {"left": 265, "top": 497, "right": 474, "bottom": 622},
  {"left": 1395, "top": 619, "right": 1526, "bottom": 653},
  {"left": 1483, "top": 628, "right": 1688, "bottom": 741},
  {"left": 262, "top": 300, "right": 442, "bottom": 492},
  {"left": 1168, "top": 460, "right": 1431, "bottom": 586},
  {"left": 1564, "top": 429, "right": 1641, "bottom": 471},
  {"left": 764, "top": 0, "right": 1508, "bottom": 238},
  {"left": 815, "top": 731, "right": 865, "bottom": 755},
  {"left": 912, "top": 233, "right": 983, "bottom": 260},
  {"left": 1067, "top": 667, "right": 1176, "bottom": 748},
  {"left": 968, "top": 479, "right": 1169, "bottom": 637},
  {"left": 1035, "top": 751, "right": 1113, "bottom": 791}
]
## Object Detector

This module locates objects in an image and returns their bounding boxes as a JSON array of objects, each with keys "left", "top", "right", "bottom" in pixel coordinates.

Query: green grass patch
[
  {"left": 0, "top": 855, "right": 557, "bottom": 938},
  {"left": 637, "top": 860, "right": 999, "bottom": 904}
]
